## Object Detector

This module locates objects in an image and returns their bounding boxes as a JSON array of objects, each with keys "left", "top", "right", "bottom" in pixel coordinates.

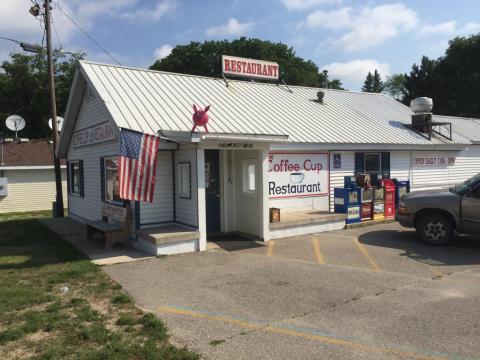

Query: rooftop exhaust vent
[
  {"left": 410, "top": 97, "right": 433, "bottom": 133},
  {"left": 410, "top": 97, "right": 433, "bottom": 113},
  {"left": 407, "top": 97, "right": 452, "bottom": 141}
]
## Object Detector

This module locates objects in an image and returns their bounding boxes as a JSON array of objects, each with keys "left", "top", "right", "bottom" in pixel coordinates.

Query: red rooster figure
[{"left": 191, "top": 104, "right": 210, "bottom": 133}]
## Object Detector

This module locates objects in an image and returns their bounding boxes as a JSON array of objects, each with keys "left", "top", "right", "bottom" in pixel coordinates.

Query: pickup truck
[{"left": 396, "top": 174, "right": 480, "bottom": 245}]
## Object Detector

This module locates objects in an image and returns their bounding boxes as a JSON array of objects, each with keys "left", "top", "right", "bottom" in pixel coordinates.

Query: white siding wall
[
  {"left": 411, "top": 147, "right": 480, "bottom": 190},
  {"left": 66, "top": 93, "right": 120, "bottom": 222},
  {"left": 139, "top": 151, "right": 174, "bottom": 226},
  {"left": 174, "top": 145, "right": 198, "bottom": 227},
  {"left": 329, "top": 151, "right": 354, "bottom": 212},
  {"left": 0, "top": 168, "right": 67, "bottom": 213},
  {"left": 390, "top": 151, "right": 411, "bottom": 180}
]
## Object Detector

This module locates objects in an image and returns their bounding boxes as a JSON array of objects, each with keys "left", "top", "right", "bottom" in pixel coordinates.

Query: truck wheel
[{"left": 416, "top": 214, "right": 454, "bottom": 246}]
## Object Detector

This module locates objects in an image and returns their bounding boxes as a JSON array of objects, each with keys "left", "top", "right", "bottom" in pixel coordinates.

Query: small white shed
[{"left": 0, "top": 139, "right": 67, "bottom": 214}]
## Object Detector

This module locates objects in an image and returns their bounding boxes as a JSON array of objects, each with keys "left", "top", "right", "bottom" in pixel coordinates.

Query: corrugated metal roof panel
[
  {"left": 433, "top": 115, "right": 480, "bottom": 143},
  {"left": 79, "top": 61, "right": 470, "bottom": 146}
]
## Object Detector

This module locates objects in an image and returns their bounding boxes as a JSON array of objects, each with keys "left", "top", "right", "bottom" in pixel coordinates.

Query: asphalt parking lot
[{"left": 105, "top": 222, "right": 480, "bottom": 360}]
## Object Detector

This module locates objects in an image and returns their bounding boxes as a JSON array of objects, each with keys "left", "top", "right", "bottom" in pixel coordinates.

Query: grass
[
  {"left": 0, "top": 210, "right": 56, "bottom": 222},
  {"left": 0, "top": 214, "right": 199, "bottom": 359}
]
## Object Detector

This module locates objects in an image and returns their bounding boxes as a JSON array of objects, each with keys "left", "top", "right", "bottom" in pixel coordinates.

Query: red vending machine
[{"left": 381, "top": 179, "right": 396, "bottom": 219}]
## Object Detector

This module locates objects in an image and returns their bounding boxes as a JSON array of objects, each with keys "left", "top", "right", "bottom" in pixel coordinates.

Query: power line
[
  {"left": 0, "top": 36, "right": 21, "bottom": 44},
  {"left": 55, "top": 1, "right": 122, "bottom": 65},
  {"left": 51, "top": 17, "right": 63, "bottom": 50}
]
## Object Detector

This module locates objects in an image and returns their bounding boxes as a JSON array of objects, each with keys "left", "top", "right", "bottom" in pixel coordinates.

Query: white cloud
[
  {"left": 154, "top": 44, "right": 173, "bottom": 60},
  {"left": 0, "top": 0, "right": 48, "bottom": 43},
  {"left": 205, "top": 18, "right": 253, "bottom": 37},
  {"left": 419, "top": 21, "right": 456, "bottom": 36},
  {"left": 0, "top": 0, "right": 176, "bottom": 52},
  {"left": 462, "top": 22, "right": 480, "bottom": 33},
  {"left": 282, "top": 0, "right": 341, "bottom": 10},
  {"left": 305, "top": 8, "right": 352, "bottom": 30},
  {"left": 323, "top": 59, "right": 390, "bottom": 90},
  {"left": 419, "top": 20, "right": 480, "bottom": 37},
  {"left": 302, "top": 3, "right": 418, "bottom": 52},
  {"left": 117, "top": 0, "right": 176, "bottom": 21}
]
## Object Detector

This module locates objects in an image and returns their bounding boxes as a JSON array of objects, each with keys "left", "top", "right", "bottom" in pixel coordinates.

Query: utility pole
[{"left": 44, "top": 0, "right": 64, "bottom": 217}]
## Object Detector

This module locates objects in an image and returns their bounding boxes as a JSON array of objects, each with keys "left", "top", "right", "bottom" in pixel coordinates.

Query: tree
[
  {"left": 434, "top": 35, "right": 480, "bottom": 117},
  {"left": 362, "top": 69, "right": 383, "bottom": 93},
  {"left": 318, "top": 72, "right": 345, "bottom": 90},
  {"left": 372, "top": 70, "right": 384, "bottom": 93},
  {"left": 0, "top": 51, "right": 81, "bottom": 139},
  {"left": 150, "top": 38, "right": 321, "bottom": 87},
  {"left": 384, "top": 73, "right": 406, "bottom": 101},
  {"left": 362, "top": 72, "right": 374, "bottom": 92},
  {"left": 402, "top": 56, "right": 439, "bottom": 106},
  {"left": 402, "top": 34, "right": 480, "bottom": 117}
]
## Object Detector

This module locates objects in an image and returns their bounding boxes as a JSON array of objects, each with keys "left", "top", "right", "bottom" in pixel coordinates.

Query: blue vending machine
[
  {"left": 392, "top": 179, "right": 411, "bottom": 208},
  {"left": 334, "top": 180, "right": 361, "bottom": 224}
]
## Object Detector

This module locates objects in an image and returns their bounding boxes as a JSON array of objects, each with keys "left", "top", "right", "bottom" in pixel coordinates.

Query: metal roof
[
  {"left": 76, "top": 60, "right": 470, "bottom": 146},
  {"left": 433, "top": 115, "right": 480, "bottom": 144}
]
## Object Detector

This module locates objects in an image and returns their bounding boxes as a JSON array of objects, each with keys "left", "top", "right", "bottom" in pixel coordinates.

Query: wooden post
[{"left": 44, "top": 0, "right": 64, "bottom": 217}]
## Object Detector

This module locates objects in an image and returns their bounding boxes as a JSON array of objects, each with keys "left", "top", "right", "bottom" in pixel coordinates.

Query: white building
[
  {"left": 57, "top": 61, "right": 480, "bottom": 255},
  {"left": 0, "top": 139, "right": 67, "bottom": 214}
]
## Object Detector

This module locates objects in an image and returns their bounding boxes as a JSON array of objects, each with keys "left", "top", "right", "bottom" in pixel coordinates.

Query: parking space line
[
  {"left": 266, "top": 240, "right": 275, "bottom": 256},
  {"left": 311, "top": 236, "right": 324, "bottom": 264},
  {"left": 157, "top": 305, "right": 450, "bottom": 360},
  {"left": 353, "top": 237, "right": 381, "bottom": 272}
]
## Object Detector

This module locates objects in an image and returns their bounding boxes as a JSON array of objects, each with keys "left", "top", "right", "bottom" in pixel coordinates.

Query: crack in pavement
[{"left": 283, "top": 282, "right": 418, "bottom": 324}]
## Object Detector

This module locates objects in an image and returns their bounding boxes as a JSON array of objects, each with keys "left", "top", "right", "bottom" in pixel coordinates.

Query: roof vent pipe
[
  {"left": 316, "top": 90, "right": 325, "bottom": 103},
  {"left": 410, "top": 97, "right": 433, "bottom": 134}
]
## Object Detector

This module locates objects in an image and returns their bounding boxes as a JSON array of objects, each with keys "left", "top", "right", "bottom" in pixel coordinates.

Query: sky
[{"left": 1, "top": 0, "right": 480, "bottom": 90}]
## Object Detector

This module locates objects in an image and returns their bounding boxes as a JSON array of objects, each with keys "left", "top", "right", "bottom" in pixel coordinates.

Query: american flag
[{"left": 119, "top": 129, "right": 160, "bottom": 202}]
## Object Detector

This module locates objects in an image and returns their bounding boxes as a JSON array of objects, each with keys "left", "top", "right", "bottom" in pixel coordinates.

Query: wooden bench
[{"left": 86, "top": 203, "right": 130, "bottom": 249}]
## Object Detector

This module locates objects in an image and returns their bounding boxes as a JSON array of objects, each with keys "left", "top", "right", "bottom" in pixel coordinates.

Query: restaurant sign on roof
[{"left": 222, "top": 55, "right": 279, "bottom": 81}]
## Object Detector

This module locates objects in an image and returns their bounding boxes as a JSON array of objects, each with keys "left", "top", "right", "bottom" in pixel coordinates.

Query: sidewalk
[{"left": 41, "top": 217, "right": 153, "bottom": 265}]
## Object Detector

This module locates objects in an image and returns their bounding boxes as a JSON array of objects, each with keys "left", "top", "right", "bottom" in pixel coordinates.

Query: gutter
[
  {"left": 159, "top": 130, "right": 289, "bottom": 144},
  {"left": 196, "top": 133, "right": 289, "bottom": 143},
  {"left": 0, "top": 165, "right": 67, "bottom": 170}
]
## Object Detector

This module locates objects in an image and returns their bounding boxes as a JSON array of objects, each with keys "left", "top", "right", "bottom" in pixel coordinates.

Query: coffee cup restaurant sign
[
  {"left": 268, "top": 152, "right": 329, "bottom": 199},
  {"left": 222, "top": 55, "right": 279, "bottom": 81},
  {"left": 73, "top": 122, "right": 117, "bottom": 148}
]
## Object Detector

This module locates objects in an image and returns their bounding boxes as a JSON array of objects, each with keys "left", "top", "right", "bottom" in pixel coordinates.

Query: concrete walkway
[{"left": 41, "top": 218, "right": 153, "bottom": 265}]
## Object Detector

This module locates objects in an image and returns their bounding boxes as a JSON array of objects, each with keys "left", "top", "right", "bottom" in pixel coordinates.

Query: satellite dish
[
  {"left": 5, "top": 115, "right": 26, "bottom": 138},
  {"left": 48, "top": 117, "right": 64, "bottom": 132}
]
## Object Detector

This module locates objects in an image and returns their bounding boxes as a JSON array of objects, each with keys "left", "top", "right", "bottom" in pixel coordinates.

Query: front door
[{"left": 205, "top": 150, "right": 221, "bottom": 233}]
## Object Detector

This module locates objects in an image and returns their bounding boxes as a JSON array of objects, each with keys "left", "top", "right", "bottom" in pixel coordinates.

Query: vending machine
[
  {"left": 372, "top": 186, "right": 385, "bottom": 220},
  {"left": 344, "top": 176, "right": 358, "bottom": 189},
  {"left": 360, "top": 187, "right": 373, "bottom": 221},
  {"left": 381, "top": 179, "right": 396, "bottom": 219},
  {"left": 392, "top": 179, "right": 410, "bottom": 208},
  {"left": 334, "top": 188, "right": 361, "bottom": 224}
]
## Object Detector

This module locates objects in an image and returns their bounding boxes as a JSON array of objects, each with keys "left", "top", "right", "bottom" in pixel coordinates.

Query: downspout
[{"left": 172, "top": 150, "right": 176, "bottom": 222}]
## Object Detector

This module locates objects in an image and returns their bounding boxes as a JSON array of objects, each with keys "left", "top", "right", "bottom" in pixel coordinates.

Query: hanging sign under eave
[{"left": 222, "top": 55, "right": 279, "bottom": 81}]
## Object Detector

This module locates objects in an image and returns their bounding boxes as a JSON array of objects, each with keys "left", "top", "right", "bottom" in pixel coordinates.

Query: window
[
  {"left": 242, "top": 160, "right": 256, "bottom": 193},
  {"left": 364, "top": 153, "right": 381, "bottom": 174},
  {"left": 178, "top": 162, "right": 191, "bottom": 199},
  {"left": 69, "top": 160, "right": 83, "bottom": 196},
  {"left": 104, "top": 157, "right": 121, "bottom": 203}
]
